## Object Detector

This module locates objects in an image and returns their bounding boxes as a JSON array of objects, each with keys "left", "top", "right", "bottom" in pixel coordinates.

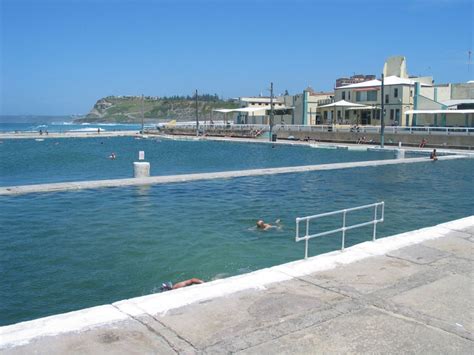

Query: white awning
[
  {"left": 213, "top": 105, "right": 294, "bottom": 114},
  {"left": 213, "top": 109, "right": 235, "bottom": 113},
  {"left": 350, "top": 105, "right": 377, "bottom": 110},
  {"left": 319, "top": 100, "right": 368, "bottom": 108},
  {"left": 405, "top": 109, "right": 474, "bottom": 114}
]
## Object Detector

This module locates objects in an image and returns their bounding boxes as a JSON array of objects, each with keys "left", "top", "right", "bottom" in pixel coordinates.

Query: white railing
[
  {"left": 295, "top": 202, "right": 385, "bottom": 259},
  {"left": 154, "top": 123, "right": 473, "bottom": 136}
]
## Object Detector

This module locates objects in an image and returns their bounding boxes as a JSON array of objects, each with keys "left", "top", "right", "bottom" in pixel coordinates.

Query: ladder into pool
[{"left": 295, "top": 202, "right": 385, "bottom": 259}]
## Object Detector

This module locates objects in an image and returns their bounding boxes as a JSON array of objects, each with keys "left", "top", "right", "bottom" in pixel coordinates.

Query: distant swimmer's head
[
  {"left": 160, "top": 282, "right": 173, "bottom": 292},
  {"left": 256, "top": 220, "right": 265, "bottom": 229}
]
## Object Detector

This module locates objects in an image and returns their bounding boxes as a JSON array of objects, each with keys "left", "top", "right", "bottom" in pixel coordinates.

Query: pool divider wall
[
  {"left": 1, "top": 215, "right": 473, "bottom": 349},
  {"left": 0, "top": 155, "right": 468, "bottom": 196}
]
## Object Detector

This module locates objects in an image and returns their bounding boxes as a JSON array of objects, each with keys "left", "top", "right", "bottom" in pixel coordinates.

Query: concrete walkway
[
  {"left": 0, "top": 130, "right": 139, "bottom": 139},
  {"left": 1, "top": 216, "right": 472, "bottom": 354},
  {"left": 0, "top": 155, "right": 467, "bottom": 196}
]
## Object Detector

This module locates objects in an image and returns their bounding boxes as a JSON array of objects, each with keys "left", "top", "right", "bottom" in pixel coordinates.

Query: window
[
  {"left": 385, "top": 94, "right": 389, "bottom": 104},
  {"left": 337, "top": 110, "right": 341, "bottom": 119},
  {"left": 348, "top": 91, "right": 351, "bottom": 100},
  {"left": 342, "top": 91, "right": 346, "bottom": 100},
  {"left": 394, "top": 88, "right": 399, "bottom": 98},
  {"left": 367, "top": 90, "right": 377, "bottom": 101},
  {"left": 390, "top": 109, "right": 394, "bottom": 120},
  {"left": 324, "top": 111, "right": 328, "bottom": 120},
  {"left": 395, "top": 109, "right": 400, "bottom": 123},
  {"left": 356, "top": 91, "right": 367, "bottom": 102}
]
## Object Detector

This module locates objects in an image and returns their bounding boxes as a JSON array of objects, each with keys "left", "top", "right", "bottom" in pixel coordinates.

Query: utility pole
[
  {"left": 380, "top": 73, "right": 385, "bottom": 148},
  {"left": 269, "top": 82, "right": 274, "bottom": 142},
  {"left": 195, "top": 89, "right": 199, "bottom": 136},
  {"left": 141, "top": 94, "right": 144, "bottom": 134}
]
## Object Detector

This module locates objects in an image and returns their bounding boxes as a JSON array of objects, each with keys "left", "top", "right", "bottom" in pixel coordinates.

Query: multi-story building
[
  {"left": 321, "top": 56, "right": 473, "bottom": 127},
  {"left": 222, "top": 89, "right": 333, "bottom": 125},
  {"left": 326, "top": 75, "right": 432, "bottom": 126}
]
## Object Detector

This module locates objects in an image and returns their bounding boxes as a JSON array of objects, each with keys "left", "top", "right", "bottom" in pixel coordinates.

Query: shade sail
[
  {"left": 213, "top": 105, "right": 294, "bottom": 114},
  {"left": 213, "top": 109, "right": 235, "bottom": 113},
  {"left": 319, "top": 100, "right": 368, "bottom": 108}
]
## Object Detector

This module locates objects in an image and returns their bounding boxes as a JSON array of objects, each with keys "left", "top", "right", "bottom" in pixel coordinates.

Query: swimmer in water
[
  {"left": 160, "top": 278, "right": 204, "bottom": 292},
  {"left": 256, "top": 219, "right": 281, "bottom": 230},
  {"left": 109, "top": 152, "right": 116, "bottom": 160},
  {"left": 256, "top": 220, "right": 272, "bottom": 230}
]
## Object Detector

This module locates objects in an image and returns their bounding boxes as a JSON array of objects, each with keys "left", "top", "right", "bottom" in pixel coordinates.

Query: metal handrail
[
  {"left": 157, "top": 123, "right": 473, "bottom": 136},
  {"left": 295, "top": 202, "right": 384, "bottom": 259}
]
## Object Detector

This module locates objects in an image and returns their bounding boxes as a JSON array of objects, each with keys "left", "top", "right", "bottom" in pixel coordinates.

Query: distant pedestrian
[
  {"left": 419, "top": 138, "right": 427, "bottom": 148},
  {"left": 97, "top": 128, "right": 100, "bottom": 134},
  {"left": 430, "top": 149, "right": 438, "bottom": 161}
]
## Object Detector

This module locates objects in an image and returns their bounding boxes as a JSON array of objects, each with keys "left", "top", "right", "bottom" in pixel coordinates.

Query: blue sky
[{"left": 1, "top": 0, "right": 473, "bottom": 115}]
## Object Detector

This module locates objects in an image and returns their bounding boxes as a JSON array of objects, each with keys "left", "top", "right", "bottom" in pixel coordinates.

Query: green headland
[{"left": 74, "top": 95, "right": 239, "bottom": 123}]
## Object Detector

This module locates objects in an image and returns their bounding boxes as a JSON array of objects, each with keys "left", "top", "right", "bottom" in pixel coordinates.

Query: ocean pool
[
  {"left": 0, "top": 137, "right": 394, "bottom": 186},
  {"left": 1, "top": 158, "right": 473, "bottom": 326}
]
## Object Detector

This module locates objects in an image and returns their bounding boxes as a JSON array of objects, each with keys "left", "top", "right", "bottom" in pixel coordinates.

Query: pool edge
[{"left": 1, "top": 215, "right": 472, "bottom": 349}]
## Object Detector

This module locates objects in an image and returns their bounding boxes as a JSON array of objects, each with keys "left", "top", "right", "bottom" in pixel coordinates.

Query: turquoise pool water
[
  {"left": 0, "top": 137, "right": 394, "bottom": 186},
  {"left": 1, "top": 158, "right": 473, "bottom": 326}
]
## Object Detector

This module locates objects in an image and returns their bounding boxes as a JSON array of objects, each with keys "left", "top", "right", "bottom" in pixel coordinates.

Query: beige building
[
  {"left": 324, "top": 75, "right": 432, "bottom": 126},
  {"left": 323, "top": 56, "right": 474, "bottom": 127}
]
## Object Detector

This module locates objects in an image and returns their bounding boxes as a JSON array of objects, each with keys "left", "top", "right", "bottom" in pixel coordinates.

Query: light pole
[
  {"left": 380, "top": 73, "right": 385, "bottom": 148},
  {"left": 195, "top": 89, "right": 199, "bottom": 136},
  {"left": 140, "top": 94, "right": 144, "bottom": 134},
  {"left": 269, "top": 82, "right": 275, "bottom": 142}
]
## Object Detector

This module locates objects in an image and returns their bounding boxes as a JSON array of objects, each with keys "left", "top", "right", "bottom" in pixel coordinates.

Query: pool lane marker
[
  {"left": 0, "top": 155, "right": 467, "bottom": 196},
  {"left": 0, "top": 215, "right": 472, "bottom": 349}
]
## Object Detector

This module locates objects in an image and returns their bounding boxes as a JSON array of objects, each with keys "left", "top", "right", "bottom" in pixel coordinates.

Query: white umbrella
[
  {"left": 319, "top": 100, "right": 371, "bottom": 124},
  {"left": 318, "top": 100, "right": 367, "bottom": 108}
]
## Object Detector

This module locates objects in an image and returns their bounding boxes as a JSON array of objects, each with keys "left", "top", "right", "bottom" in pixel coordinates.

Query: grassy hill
[{"left": 75, "top": 95, "right": 239, "bottom": 123}]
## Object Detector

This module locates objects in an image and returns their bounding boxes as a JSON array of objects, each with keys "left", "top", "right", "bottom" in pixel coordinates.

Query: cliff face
[{"left": 75, "top": 96, "right": 238, "bottom": 123}]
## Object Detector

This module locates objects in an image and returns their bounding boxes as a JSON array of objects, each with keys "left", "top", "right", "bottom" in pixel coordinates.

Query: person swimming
[
  {"left": 160, "top": 278, "right": 204, "bottom": 292},
  {"left": 256, "top": 219, "right": 281, "bottom": 230},
  {"left": 256, "top": 220, "right": 272, "bottom": 230},
  {"left": 109, "top": 152, "right": 116, "bottom": 160}
]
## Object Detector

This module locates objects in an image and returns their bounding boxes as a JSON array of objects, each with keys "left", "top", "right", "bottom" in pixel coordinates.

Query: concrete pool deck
[
  {"left": 0, "top": 130, "right": 140, "bottom": 139},
  {"left": 1, "top": 216, "right": 472, "bottom": 353},
  {"left": 0, "top": 154, "right": 468, "bottom": 196}
]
